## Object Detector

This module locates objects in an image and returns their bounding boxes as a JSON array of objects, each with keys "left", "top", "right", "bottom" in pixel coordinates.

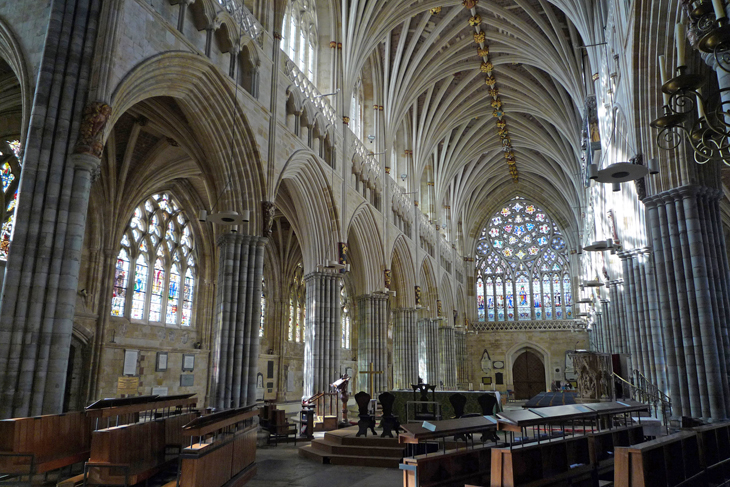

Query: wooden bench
[
  {"left": 0, "top": 411, "right": 91, "bottom": 483},
  {"left": 614, "top": 430, "right": 703, "bottom": 487},
  {"left": 177, "top": 406, "right": 259, "bottom": 487},
  {"left": 80, "top": 395, "right": 198, "bottom": 486},
  {"left": 82, "top": 410, "right": 197, "bottom": 487},
  {"left": 401, "top": 444, "right": 492, "bottom": 487},
  {"left": 693, "top": 421, "right": 730, "bottom": 486},
  {"left": 491, "top": 435, "right": 596, "bottom": 487}
]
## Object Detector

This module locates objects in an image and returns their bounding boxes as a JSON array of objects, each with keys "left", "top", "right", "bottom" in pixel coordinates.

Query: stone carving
[
  {"left": 262, "top": 201, "right": 275, "bottom": 238},
  {"left": 180, "top": 331, "right": 189, "bottom": 344},
  {"left": 73, "top": 102, "right": 112, "bottom": 158},
  {"left": 384, "top": 269, "right": 391, "bottom": 289}
]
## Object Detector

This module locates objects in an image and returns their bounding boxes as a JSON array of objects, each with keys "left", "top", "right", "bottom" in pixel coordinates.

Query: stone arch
[
  {"left": 419, "top": 256, "right": 438, "bottom": 318},
  {"left": 439, "top": 275, "right": 454, "bottom": 326},
  {"left": 346, "top": 204, "right": 383, "bottom": 296},
  {"left": 456, "top": 285, "right": 466, "bottom": 327},
  {"left": 109, "top": 52, "right": 265, "bottom": 229},
  {"left": 0, "top": 18, "right": 31, "bottom": 145},
  {"left": 505, "top": 341, "right": 551, "bottom": 397},
  {"left": 390, "top": 235, "right": 415, "bottom": 308},
  {"left": 275, "top": 150, "right": 339, "bottom": 271}
]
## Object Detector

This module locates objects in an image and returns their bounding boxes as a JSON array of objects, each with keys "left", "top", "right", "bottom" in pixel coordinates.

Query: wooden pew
[
  {"left": 177, "top": 406, "right": 259, "bottom": 487},
  {"left": 491, "top": 435, "right": 595, "bottom": 487},
  {"left": 614, "top": 431, "right": 704, "bottom": 487},
  {"left": 0, "top": 411, "right": 91, "bottom": 480},
  {"left": 693, "top": 421, "right": 730, "bottom": 486},
  {"left": 399, "top": 416, "right": 499, "bottom": 487},
  {"left": 82, "top": 412, "right": 198, "bottom": 486}
]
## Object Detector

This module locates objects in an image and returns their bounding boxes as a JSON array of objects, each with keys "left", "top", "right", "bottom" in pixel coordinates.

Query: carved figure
[
  {"left": 73, "top": 102, "right": 112, "bottom": 158},
  {"left": 262, "top": 201, "right": 275, "bottom": 238}
]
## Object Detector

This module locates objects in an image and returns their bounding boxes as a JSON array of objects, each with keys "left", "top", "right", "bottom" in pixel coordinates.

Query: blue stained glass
[
  {"left": 1, "top": 163, "right": 14, "bottom": 193},
  {"left": 166, "top": 264, "right": 180, "bottom": 324},
  {"left": 132, "top": 255, "right": 148, "bottom": 319}
]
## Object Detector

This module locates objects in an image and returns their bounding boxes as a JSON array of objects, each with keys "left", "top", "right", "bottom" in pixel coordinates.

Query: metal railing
[{"left": 613, "top": 370, "right": 672, "bottom": 431}]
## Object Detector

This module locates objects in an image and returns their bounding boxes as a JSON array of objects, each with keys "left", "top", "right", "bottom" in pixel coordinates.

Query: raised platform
[{"left": 298, "top": 426, "right": 405, "bottom": 468}]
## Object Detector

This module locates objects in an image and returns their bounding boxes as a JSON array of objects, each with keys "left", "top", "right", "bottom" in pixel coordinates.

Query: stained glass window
[
  {"left": 166, "top": 263, "right": 180, "bottom": 324},
  {"left": 288, "top": 269, "right": 306, "bottom": 342},
  {"left": 288, "top": 298, "right": 295, "bottom": 341},
  {"left": 476, "top": 277, "right": 485, "bottom": 321},
  {"left": 132, "top": 255, "right": 148, "bottom": 320},
  {"left": 111, "top": 193, "right": 196, "bottom": 326},
  {"left": 475, "top": 197, "right": 573, "bottom": 322},
  {"left": 0, "top": 140, "right": 21, "bottom": 261},
  {"left": 1, "top": 163, "right": 14, "bottom": 192},
  {"left": 112, "top": 249, "right": 130, "bottom": 316}
]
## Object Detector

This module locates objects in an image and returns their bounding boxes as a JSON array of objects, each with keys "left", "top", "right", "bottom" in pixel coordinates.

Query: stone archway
[{"left": 512, "top": 351, "right": 546, "bottom": 400}]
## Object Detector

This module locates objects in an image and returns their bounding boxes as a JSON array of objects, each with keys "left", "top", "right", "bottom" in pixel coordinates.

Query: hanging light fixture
[{"left": 650, "top": 7, "right": 730, "bottom": 165}]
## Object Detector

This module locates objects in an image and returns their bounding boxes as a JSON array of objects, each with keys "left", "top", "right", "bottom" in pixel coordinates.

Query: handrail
[
  {"left": 612, "top": 371, "right": 672, "bottom": 433},
  {"left": 304, "top": 391, "right": 340, "bottom": 421}
]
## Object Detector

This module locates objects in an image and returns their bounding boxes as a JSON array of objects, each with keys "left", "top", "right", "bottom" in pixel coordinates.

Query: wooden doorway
[{"left": 512, "top": 351, "right": 545, "bottom": 400}]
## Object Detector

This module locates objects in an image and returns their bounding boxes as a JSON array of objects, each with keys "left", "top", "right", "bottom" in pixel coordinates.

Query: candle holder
[{"left": 697, "top": 17, "right": 730, "bottom": 72}]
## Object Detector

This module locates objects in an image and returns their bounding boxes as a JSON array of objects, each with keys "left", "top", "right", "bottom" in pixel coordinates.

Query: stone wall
[{"left": 466, "top": 329, "right": 589, "bottom": 395}]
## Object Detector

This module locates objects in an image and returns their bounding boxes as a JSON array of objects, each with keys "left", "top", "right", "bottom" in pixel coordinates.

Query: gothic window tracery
[
  {"left": 476, "top": 198, "right": 573, "bottom": 322},
  {"left": 350, "top": 78, "right": 364, "bottom": 140},
  {"left": 111, "top": 193, "right": 197, "bottom": 326},
  {"left": 283, "top": 0, "right": 318, "bottom": 83},
  {"left": 259, "top": 277, "right": 266, "bottom": 338}
]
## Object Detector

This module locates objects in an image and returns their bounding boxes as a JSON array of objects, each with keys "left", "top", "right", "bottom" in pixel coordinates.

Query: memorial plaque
[
  {"left": 180, "top": 374, "right": 194, "bottom": 387},
  {"left": 117, "top": 376, "right": 139, "bottom": 395}
]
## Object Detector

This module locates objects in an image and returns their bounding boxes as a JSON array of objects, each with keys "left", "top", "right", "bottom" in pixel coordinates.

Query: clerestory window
[{"left": 283, "top": 0, "right": 318, "bottom": 83}]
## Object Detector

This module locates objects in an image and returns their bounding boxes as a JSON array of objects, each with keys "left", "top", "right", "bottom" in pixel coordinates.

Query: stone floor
[{"left": 249, "top": 440, "right": 402, "bottom": 487}]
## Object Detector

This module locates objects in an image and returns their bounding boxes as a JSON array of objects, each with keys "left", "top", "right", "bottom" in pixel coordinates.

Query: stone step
[
  {"left": 298, "top": 445, "right": 401, "bottom": 468},
  {"left": 324, "top": 430, "right": 401, "bottom": 448},
  {"left": 309, "top": 438, "right": 404, "bottom": 458}
]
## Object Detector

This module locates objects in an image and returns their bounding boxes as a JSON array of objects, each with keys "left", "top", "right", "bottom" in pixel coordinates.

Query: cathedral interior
[{"left": 1, "top": 0, "right": 730, "bottom": 485}]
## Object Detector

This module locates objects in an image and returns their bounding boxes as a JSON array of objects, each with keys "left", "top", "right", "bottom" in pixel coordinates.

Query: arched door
[{"left": 512, "top": 351, "right": 545, "bottom": 400}]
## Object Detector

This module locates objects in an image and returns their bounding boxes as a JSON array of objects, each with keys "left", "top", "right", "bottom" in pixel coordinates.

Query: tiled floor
[{"left": 249, "top": 441, "right": 402, "bottom": 487}]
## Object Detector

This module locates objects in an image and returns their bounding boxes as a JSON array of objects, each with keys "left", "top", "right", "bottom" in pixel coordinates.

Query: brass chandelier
[{"left": 651, "top": 0, "right": 730, "bottom": 165}]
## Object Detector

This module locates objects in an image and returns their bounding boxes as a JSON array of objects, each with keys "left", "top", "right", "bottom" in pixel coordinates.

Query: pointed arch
[
  {"left": 109, "top": 51, "right": 265, "bottom": 229},
  {"left": 275, "top": 149, "right": 339, "bottom": 271},
  {"left": 390, "top": 235, "right": 415, "bottom": 308},
  {"left": 346, "top": 204, "right": 383, "bottom": 296},
  {"left": 439, "top": 275, "right": 454, "bottom": 326},
  {"left": 419, "top": 256, "right": 438, "bottom": 318}
]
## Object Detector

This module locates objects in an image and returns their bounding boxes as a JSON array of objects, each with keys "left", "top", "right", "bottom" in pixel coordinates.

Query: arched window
[
  {"left": 475, "top": 197, "right": 573, "bottom": 322},
  {"left": 341, "top": 282, "right": 350, "bottom": 349},
  {"left": 283, "top": 0, "right": 318, "bottom": 83},
  {"left": 111, "top": 193, "right": 197, "bottom": 326},
  {"left": 0, "top": 139, "right": 22, "bottom": 261},
  {"left": 288, "top": 269, "right": 305, "bottom": 342},
  {"left": 259, "top": 277, "right": 266, "bottom": 337},
  {"left": 350, "top": 78, "right": 364, "bottom": 140}
]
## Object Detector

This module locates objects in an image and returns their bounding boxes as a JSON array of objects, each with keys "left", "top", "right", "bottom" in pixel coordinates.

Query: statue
[
  {"left": 262, "top": 201, "right": 275, "bottom": 238},
  {"left": 73, "top": 102, "right": 112, "bottom": 158}
]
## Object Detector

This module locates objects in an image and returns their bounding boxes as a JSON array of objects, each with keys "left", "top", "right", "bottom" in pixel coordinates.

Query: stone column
[
  {"left": 418, "top": 319, "right": 439, "bottom": 384},
  {"left": 212, "top": 233, "right": 267, "bottom": 409},
  {"left": 393, "top": 308, "right": 418, "bottom": 389},
  {"left": 0, "top": 0, "right": 103, "bottom": 417},
  {"left": 357, "top": 293, "right": 388, "bottom": 394},
  {"left": 455, "top": 328, "right": 468, "bottom": 386},
  {"left": 644, "top": 187, "right": 730, "bottom": 420},
  {"left": 302, "top": 272, "right": 341, "bottom": 399},
  {"left": 438, "top": 322, "right": 456, "bottom": 389}
]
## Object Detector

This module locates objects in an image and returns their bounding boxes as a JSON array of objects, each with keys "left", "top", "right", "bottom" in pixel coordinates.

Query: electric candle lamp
[
  {"left": 676, "top": 23, "right": 687, "bottom": 68},
  {"left": 713, "top": 0, "right": 726, "bottom": 20},
  {"left": 658, "top": 55, "right": 670, "bottom": 105}
]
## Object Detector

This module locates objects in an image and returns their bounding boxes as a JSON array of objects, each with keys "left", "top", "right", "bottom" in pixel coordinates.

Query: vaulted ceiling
[{"left": 339, "top": 0, "right": 602, "bottom": 247}]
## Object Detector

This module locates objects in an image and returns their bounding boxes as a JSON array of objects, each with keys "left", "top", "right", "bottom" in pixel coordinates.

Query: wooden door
[{"left": 512, "top": 351, "right": 546, "bottom": 400}]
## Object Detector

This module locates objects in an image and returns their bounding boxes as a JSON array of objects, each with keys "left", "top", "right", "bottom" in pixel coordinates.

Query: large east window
[
  {"left": 283, "top": 0, "right": 318, "bottom": 82},
  {"left": 0, "top": 139, "right": 22, "bottom": 261},
  {"left": 476, "top": 197, "right": 573, "bottom": 322},
  {"left": 111, "top": 193, "right": 196, "bottom": 326}
]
